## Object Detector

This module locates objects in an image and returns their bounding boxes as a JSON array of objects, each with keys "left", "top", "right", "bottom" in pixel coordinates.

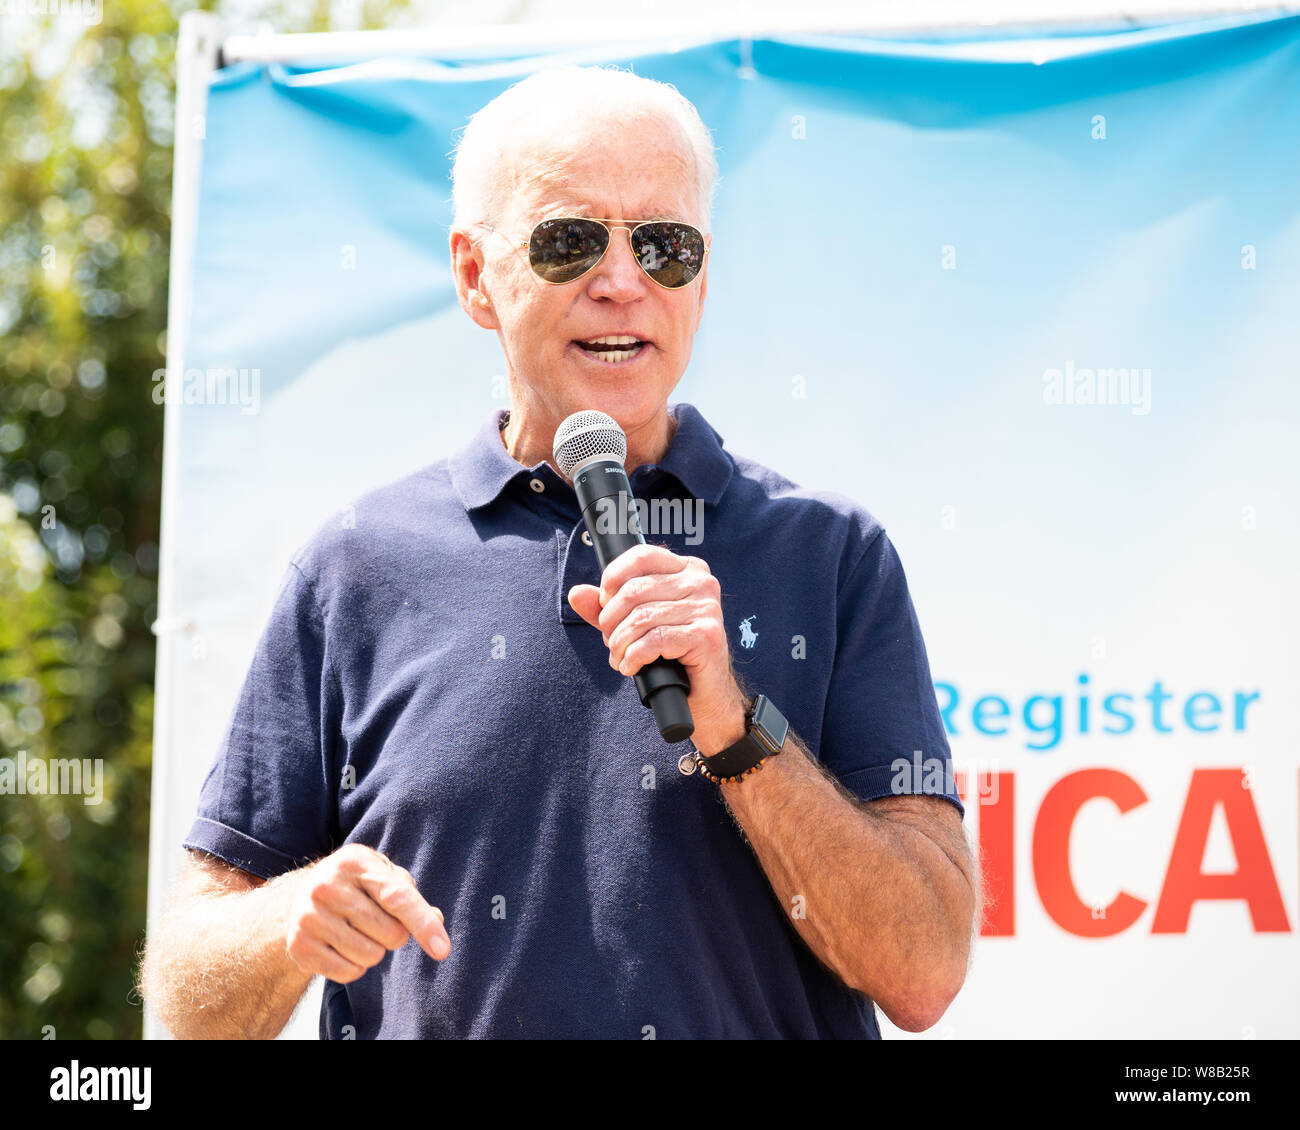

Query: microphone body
[
  {"left": 556, "top": 413, "right": 695, "bottom": 745},
  {"left": 573, "top": 460, "right": 695, "bottom": 744}
]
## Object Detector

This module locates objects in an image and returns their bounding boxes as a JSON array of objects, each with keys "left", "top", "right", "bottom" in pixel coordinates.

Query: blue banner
[{"left": 160, "top": 10, "right": 1300, "bottom": 1037}]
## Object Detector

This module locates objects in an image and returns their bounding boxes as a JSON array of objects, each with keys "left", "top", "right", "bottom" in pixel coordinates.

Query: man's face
[{"left": 468, "top": 110, "right": 710, "bottom": 435}]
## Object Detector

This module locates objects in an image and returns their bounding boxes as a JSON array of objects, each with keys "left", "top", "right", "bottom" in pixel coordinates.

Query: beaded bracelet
[{"left": 678, "top": 749, "right": 771, "bottom": 785}]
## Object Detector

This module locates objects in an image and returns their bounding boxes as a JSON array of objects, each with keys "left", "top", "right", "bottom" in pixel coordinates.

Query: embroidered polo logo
[{"left": 738, "top": 615, "right": 758, "bottom": 650}]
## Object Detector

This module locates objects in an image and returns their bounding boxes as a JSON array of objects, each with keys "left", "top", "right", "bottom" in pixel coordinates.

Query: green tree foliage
[{"left": 0, "top": 0, "right": 177, "bottom": 1041}]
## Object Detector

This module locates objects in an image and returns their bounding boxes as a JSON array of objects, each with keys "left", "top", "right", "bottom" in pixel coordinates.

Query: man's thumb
[{"left": 567, "top": 584, "right": 602, "bottom": 625}]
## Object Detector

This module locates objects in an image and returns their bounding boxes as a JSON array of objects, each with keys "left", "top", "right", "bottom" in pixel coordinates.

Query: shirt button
[
  {"left": 529, "top": 478, "right": 545, "bottom": 493},
  {"left": 581, "top": 530, "right": 593, "bottom": 547}
]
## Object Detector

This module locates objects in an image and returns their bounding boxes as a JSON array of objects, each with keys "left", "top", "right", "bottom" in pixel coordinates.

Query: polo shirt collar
[{"left": 449, "top": 401, "right": 733, "bottom": 513}]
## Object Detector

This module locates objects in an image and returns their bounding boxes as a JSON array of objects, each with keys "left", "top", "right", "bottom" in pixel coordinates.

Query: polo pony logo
[{"left": 738, "top": 615, "right": 758, "bottom": 650}]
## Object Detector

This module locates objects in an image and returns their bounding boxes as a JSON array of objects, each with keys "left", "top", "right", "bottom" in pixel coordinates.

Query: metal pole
[
  {"left": 144, "top": 7, "right": 223, "bottom": 1042},
  {"left": 219, "top": 1, "right": 1300, "bottom": 65}
]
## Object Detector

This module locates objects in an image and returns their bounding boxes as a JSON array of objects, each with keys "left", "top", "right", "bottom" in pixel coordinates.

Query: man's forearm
[
  {"left": 141, "top": 865, "right": 312, "bottom": 1040},
  {"left": 713, "top": 731, "right": 977, "bottom": 1031}
]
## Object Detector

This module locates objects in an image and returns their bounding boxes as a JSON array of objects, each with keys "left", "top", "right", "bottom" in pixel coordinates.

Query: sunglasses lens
[
  {"left": 529, "top": 218, "right": 609, "bottom": 283},
  {"left": 631, "top": 223, "right": 706, "bottom": 288}
]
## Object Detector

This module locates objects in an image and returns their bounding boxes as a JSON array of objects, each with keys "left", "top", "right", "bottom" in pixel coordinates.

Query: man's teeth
[{"left": 577, "top": 335, "right": 646, "bottom": 362}]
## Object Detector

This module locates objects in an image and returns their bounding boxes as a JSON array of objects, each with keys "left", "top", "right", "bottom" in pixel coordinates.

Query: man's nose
[{"left": 586, "top": 228, "right": 649, "bottom": 298}]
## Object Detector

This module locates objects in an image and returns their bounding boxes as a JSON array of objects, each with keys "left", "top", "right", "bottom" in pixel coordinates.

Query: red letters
[
  {"left": 1151, "top": 768, "right": 1290, "bottom": 933},
  {"left": 957, "top": 770, "right": 1016, "bottom": 937},
  {"left": 1033, "top": 769, "right": 1149, "bottom": 937},
  {"left": 958, "top": 766, "right": 1292, "bottom": 936}
]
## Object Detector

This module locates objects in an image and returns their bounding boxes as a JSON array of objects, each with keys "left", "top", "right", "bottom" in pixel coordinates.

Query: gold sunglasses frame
[{"left": 480, "top": 216, "right": 710, "bottom": 290}]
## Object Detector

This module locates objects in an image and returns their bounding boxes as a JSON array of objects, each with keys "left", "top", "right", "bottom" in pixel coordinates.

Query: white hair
[{"left": 449, "top": 64, "right": 719, "bottom": 232}]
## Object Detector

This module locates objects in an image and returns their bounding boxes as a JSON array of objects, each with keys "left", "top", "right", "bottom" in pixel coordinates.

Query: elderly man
[{"left": 141, "top": 65, "right": 976, "bottom": 1040}]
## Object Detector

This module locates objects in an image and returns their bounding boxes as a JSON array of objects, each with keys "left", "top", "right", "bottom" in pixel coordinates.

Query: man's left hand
[{"left": 567, "top": 543, "right": 748, "bottom": 753}]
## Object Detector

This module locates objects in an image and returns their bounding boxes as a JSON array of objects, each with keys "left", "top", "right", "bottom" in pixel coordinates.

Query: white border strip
[
  {"left": 143, "top": 7, "right": 222, "bottom": 1042},
  {"left": 221, "top": 1, "right": 1300, "bottom": 64}
]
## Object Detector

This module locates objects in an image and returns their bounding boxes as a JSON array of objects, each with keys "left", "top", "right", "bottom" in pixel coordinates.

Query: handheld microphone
[{"left": 554, "top": 410, "right": 695, "bottom": 744}]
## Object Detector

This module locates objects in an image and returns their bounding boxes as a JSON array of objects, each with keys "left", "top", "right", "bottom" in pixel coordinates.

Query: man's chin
[{"left": 555, "top": 379, "right": 674, "bottom": 433}]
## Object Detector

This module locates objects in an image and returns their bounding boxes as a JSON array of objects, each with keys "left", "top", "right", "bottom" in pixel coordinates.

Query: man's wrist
[
  {"left": 692, "top": 686, "right": 752, "bottom": 757},
  {"left": 689, "top": 691, "right": 792, "bottom": 786}
]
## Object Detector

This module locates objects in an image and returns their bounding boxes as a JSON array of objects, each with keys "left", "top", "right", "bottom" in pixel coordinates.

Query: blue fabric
[{"left": 183, "top": 401, "right": 959, "bottom": 1039}]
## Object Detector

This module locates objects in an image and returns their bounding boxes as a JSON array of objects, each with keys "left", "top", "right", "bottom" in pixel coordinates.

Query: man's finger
[
  {"left": 605, "top": 601, "right": 699, "bottom": 671},
  {"left": 288, "top": 934, "right": 368, "bottom": 984},
  {"left": 360, "top": 870, "right": 450, "bottom": 961},
  {"left": 598, "top": 543, "right": 685, "bottom": 605},
  {"left": 326, "top": 883, "right": 412, "bottom": 952},
  {"left": 617, "top": 621, "right": 698, "bottom": 676},
  {"left": 597, "top": 572, "right": 695, "bottom": 638},
  {"left": 309, "top": 910, "right": 390, "bottom": 969}
]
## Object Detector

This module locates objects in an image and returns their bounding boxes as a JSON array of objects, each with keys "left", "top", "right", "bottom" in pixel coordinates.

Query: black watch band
[{"left": 690, "top": 694, "right": 789, "bottom": 783}]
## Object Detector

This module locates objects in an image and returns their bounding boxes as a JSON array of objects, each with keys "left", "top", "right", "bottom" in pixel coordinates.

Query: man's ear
[
  {"left": 449, "top": 227, "right": 499, "bottom": 330},
  {"left": 694, "top": 239, "right": 709, "bottom": 331}
]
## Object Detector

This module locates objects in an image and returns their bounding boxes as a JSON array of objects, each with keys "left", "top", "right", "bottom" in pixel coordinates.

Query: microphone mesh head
[{"left": 553, "top": 410, "right": 627, "bottom": 479}]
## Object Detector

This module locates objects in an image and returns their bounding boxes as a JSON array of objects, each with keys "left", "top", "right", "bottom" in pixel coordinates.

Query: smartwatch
[{"left": 679, "top": 694, "right": 790, "bottom": 784}]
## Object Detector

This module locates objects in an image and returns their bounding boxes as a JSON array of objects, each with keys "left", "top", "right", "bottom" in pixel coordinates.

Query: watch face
[{"left": 751, "top": 695, "right": 789, "bottom": 754}]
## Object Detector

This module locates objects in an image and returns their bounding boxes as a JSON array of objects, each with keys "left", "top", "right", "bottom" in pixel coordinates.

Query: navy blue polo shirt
[{"left": 184, "top": 401, "right": 960, "bottom": 1039}]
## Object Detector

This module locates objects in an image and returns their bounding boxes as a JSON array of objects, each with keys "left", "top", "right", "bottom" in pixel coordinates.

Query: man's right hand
[{"left": 284, "top": 844, "right": 451, "bottom": 983}]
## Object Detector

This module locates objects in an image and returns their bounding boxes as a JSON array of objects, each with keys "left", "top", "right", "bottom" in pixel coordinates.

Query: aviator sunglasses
[{"left": 483, "top": 216, "right": 709, "bottom": 289}]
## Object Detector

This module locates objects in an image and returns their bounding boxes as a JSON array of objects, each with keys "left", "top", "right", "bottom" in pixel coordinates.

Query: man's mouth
[{"left": 572, "top": 335, "right": 650, "bottom": 364}]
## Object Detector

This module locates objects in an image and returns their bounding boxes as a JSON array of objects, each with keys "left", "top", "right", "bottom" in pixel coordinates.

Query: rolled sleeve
[
  {"left": 182, "top": 560, "right": 342, "bottom": 878},
  {"left": 818, "top": 528, "right": 963, "bottom": 818}
]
